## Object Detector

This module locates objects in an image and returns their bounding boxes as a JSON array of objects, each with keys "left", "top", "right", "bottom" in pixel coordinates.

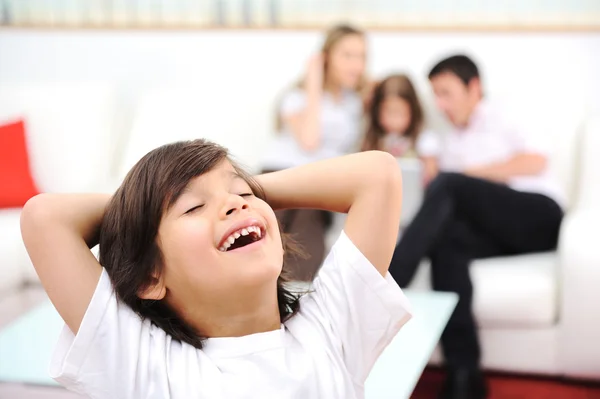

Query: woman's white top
[{"left": 262, "top": 89, "right": 363, "bottom": 170}]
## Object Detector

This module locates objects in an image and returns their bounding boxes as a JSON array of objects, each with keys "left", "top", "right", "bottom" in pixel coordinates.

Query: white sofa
[
  {"left": 410, "top": 114, "right": 600, "bottom": 379},
  {"left": 1, "top": 84, "right": 599, "bottom": 381},
  {"left": 0, "top": 83, "right": 120, "bottom": 293}
]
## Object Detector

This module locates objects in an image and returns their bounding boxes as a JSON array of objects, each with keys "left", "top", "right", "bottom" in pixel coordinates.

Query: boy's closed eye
[
  {"left": 184, "top": 204, "right": 205, "bottom": 214},
  {"left": 184, "top": 193, "right": 251, "bottom": 215}
]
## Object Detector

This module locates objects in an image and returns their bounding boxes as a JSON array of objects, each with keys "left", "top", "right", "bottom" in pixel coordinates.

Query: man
[{"left": 389, "top": 55, "right": 564, "bottom": 399}]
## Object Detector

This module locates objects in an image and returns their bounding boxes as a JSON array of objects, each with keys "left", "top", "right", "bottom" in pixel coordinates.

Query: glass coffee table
[
  {"left": 0, "top": 290, "right": 457, "bottom": 399},
  {"left": 365, "top": 291, "right": 457, "bottom": 398}
]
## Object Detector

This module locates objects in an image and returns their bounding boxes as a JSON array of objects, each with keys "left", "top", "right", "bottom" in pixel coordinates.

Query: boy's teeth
[{"left": 221, "top": 225, "right": 264, "bottom": 252}]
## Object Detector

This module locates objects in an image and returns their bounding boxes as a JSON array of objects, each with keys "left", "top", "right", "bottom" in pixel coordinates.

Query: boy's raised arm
[
  {"left": 255, "top": 151, "right": 402, "bottom": 276},
  {"left": 20, "top": 193, "right": 109, "bottom": 334}
]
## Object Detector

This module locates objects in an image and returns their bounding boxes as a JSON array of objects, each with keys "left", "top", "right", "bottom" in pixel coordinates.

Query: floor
[
  {"left": 0, "top": 285, "right": 47, "bottom": 330},
  {"left": 3, "top": 371, "right": 600, "bottom": 399},
  {"left": 413, "top": 368, "right": 600, "bottom": 399},
  {"left": 0, "top": 285, "right": 82, "bottom": 398},
  {"left": 2, "top": 287, "right": 600, "bottom": 399},
  {"left": 0, "top": 383, "right": 84, "bottom": 399}
]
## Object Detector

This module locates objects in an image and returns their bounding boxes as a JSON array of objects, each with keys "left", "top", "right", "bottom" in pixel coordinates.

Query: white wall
[
  {"left": 0, "top": 29, "right": 599, "bottom": 176},
  {"left": 1, "top": 30, "right": 598, "bottom": 107}
]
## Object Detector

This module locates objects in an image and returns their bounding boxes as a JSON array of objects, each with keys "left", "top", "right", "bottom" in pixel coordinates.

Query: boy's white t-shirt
[{"left": 50, "top": 231, "right": 412, "bottom": 399}]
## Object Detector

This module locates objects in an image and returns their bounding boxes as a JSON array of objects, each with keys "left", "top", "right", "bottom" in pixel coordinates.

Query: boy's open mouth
[{"left": 219, "top": 225, "right": 265, "bottom": 252}]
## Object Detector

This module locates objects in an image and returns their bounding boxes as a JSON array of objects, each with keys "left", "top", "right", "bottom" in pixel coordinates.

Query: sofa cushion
[
  {"left": 577, "top": 115, "right": 600, "bottom": 210},
  {"left": 117, "top": 86, "right": 275, "bottom": 183},
  {"left": 410, "top": 252, "right": 558, "bottom": 328},
  {"left": 0, "top": 119, "right": 39, "bottom": 208},
  {"left": 0, "top": 83, "right": 118, "bottom": 193},
  {"left": 0, "top": 209, "right": 28, "bottom": 295}
]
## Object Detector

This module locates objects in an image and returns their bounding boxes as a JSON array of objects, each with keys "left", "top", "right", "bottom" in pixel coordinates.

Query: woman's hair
[
  {"left": 98, "top": 139, "right": 303, "bottom": 350},
  {"left": 275, "top": 24, "right": 365, "bottom": 131},
  {"left": 320, "top": 24, "right": 365, "bottom": 87},
  {"left": 362, "top": 74, "right": 424, "bottom": 152}
]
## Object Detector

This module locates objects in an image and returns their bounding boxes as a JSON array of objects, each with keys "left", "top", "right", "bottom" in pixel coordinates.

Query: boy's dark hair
[
  {"left": 428, "top": 54, "right": 480, "bottom": 86},
  {"left": 99, "top": 139, "right": 303, "bottom": 350},
  {"left": 362, "top": 74, "right": 424, "bottom": 152}
]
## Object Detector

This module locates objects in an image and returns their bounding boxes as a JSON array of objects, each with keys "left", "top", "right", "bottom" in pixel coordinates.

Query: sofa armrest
[{"left": 558, "top": 208, "right": 600, "bottom": 380}]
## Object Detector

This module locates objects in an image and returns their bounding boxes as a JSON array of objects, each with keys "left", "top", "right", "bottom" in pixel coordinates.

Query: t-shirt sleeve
[
  {"left": 49, "top": 268, "right": 169, "bottom": 398},
  {"left": 415, "top": 129, "right": 441, "bottom": 157},
  {"left": 301, "top": 231, "right": 412, "bottom": 382},
  {"left": 279, "top": 89, "right": 306, "bottom": 117}
]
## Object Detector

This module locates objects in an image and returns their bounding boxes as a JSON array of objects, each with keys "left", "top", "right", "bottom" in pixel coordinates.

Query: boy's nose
[{"left": 222, "top": 196, "right": 250, "bottom": 217}]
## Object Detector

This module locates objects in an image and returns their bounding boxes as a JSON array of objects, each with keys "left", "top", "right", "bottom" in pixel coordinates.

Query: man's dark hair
[{"left": 428, "top": 55, "right": 479, "bottom": 86}]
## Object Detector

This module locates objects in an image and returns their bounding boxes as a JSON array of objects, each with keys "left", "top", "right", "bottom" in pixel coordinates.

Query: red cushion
[{"left": 0, "top": 120, "right": 40, "bottom": 208}]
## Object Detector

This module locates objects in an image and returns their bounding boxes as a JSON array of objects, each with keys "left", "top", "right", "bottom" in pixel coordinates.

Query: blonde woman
[{"left": 262, "top": 24, "right": 367, "bottom": 281}]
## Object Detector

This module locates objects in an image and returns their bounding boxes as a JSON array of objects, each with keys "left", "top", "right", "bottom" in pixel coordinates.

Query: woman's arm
[
  {"left": 282, "top": 54, "right": 323, "bottom": 152},
  {"left": 256, "top": 151, "right": 402, "bottom": 276},
  {"left": 20, "top": 193, "right": 109, "bottom": 334}
]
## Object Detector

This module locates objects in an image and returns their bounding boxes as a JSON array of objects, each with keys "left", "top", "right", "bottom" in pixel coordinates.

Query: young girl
[
  {"left": 362, "top": 74, "right": 439, "bottom": 185},
  {"left": 262, "top": 25, "right": 366, "bottom": 281},
  {"left": 21, "top": 140, "right": 411, "bottom": 398}
]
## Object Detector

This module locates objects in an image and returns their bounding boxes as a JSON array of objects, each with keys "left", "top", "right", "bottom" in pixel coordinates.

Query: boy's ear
[{"left": 138, "top": 273, "right": 166, "bottom": 300}]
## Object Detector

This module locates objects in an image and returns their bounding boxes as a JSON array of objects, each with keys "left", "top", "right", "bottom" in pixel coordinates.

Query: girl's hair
[
  {"left": 362, "top": 74, "right": 424, "bottom": 152},
  {"left": 98, "top": 139, "right": 304, "bottom": 350},
  {"left": 275, "top": 24, "right": 365, "bottom": 131}
]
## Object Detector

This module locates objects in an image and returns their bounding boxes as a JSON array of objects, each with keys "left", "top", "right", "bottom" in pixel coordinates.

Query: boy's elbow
[
  {"left": 369, "top": 151, "right": 403, "bottom": 193},
  {"left": 21, "top": 194, "right": 54, "bottom": 240}
]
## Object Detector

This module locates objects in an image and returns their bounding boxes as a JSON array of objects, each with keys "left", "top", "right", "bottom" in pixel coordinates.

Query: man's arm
[{"left": 465, "top": 152, "right": 547, "bottom": 183}]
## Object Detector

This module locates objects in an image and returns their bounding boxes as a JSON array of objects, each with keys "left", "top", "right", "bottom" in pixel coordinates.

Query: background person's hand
[{"left": 305, "top": 53, "right": 324, "bottom": 91}]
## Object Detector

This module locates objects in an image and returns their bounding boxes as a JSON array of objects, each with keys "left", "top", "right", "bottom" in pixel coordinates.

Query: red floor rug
[{"left": 412, "top": 368, "right": 600, "bottom": 399}]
